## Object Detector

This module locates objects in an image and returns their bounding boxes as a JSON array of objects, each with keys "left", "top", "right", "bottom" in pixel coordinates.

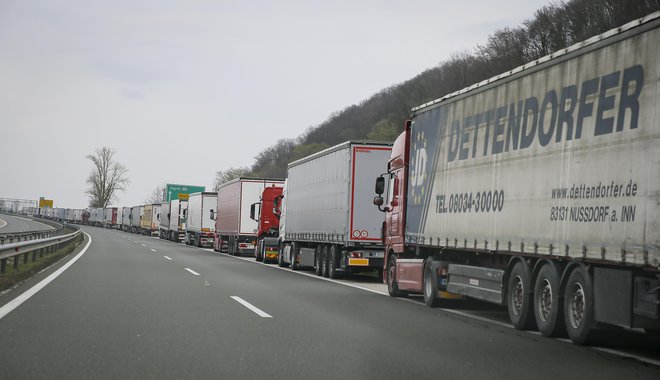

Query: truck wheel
[
  {"left": 387, "top": 255, "right": 407, "bottom": 297},
  {"left": 255, "top": 241, "right": 263, "bottom": 262},
  {"left": 507, "top": 261, "right": 534, "bottom": 330},
  {"left": 228, "top": 237, "right": 234, "bottom": 255},
  {"left": 322, "top": 246, "right": 330, "bottom": 278},
  {"left": 278, "top": 246, "right": 286, "bottom": 267},
  {"left": 533, "top": 263, "right": 564, "bottom": 337},
  {"left": 290, "top": 243, "right": 299, "bottom": 271},
  {"left": 563, "top": 265, "right": 594, "bottom": 345},
  {"left": 424, "top": 259, "right": 440, "bottom": 307},
  {"left": 315, "top": 246, "right": 324, "bottom": 276},
  {"left": 328, "top": 245, "right": 340, "bottom": 279}
]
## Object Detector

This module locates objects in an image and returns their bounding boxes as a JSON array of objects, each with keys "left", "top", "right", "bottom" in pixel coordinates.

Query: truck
[
  {"left": 185, "top": 192, "right": 217, "bottom": 247},
  {"left": 130, "top": 205, "right": 143, "bottom": 234},
  {"left": 103, "top": 207, "right": 118, "bottom": 228},
  {"left": 213, "top": 178, "right": 284, "bottom": 255},
  {"left": 166, "top": 199, "right": 187, "bottom": 242},
  {"left": 141, "top": 204, "right": 161, "bottom": 236},
  {"left": 372, "top": 12, "right": 660, "bottom": 345},
  {"left": 277, "top": 141, "right": 392, "bottom": 278},
  {"left": 159, "top": 202, "right": 171, "bottom": 239},
  {"left": 250, "top": 185, "right": 283, "bottom": 263},
  {"left": 121, "top": 206, "right": 132, "bottom": 232}
]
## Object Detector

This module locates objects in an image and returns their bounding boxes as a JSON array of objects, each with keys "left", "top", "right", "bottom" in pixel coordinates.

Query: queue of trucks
[{"left": 33, "top": 13, "right": 660, "bottom": 345}]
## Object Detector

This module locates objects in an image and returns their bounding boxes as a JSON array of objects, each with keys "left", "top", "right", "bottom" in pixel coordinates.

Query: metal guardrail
[
  {"left": 0, "top": 225, "right": 82, "bottom": 274},
  {"left": 0, "top": 214, "right": 66, "bottom": 244}
]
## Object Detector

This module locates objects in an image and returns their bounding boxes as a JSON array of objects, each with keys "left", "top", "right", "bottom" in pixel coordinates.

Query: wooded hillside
[{"left": 214, "top": 0, "right": 660, "bottom": 189}]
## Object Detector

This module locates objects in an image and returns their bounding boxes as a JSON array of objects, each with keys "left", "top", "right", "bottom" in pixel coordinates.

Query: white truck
[
  {"left": 166, "top": 199, "right": 187, "bottom": 242},
  {"left": 130, "top": 205, "right": 143, "bottom": 234},
  {"left": 159, "top": 202, "right": 171, "bottom": 239},
  {"left": 372, "top": 12, "right": 660, "bottom": 344},
  {"left": 278, "top": 141, "right": 392, "bottom": 279},
  {"left": 185, "top": 192, "right": 217, "bottom": 247},
  {"left": 121, "top": 207, "right": 132, "bottom": 232},
  {"left": 213, "top": 178, "right": 284, "bottom": 255}
]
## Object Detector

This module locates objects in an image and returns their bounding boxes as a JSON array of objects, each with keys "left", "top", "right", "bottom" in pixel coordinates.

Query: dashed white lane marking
[
  {"left": 141, "top": 244, "right": 146, "bottom": 247},
  {"left": 231, "top": 296, "right": 272, "bottom": 318},
  {"left": 0, "top": 232, "right": 92, "bottom": 320},
  {"left": 185, "top": 268, "right": 200, "bottom": 276},
  {"left": 164, "top": 256, "right": 172, "bottom": 260},
  {"left": 150, "top": 249, "right": 157, "bottom": 252},
  {"left": 207, "top": 248, "right": 660, "bottom": 368}
]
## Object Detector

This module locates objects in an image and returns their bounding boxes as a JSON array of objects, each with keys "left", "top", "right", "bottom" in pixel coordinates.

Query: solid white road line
[
  {"left": 0, "top": 232, "right": 92, "bottom": 320},
  {"left": 185, "top": 268, "right": 200, "bottom": 276},
  {"left": 163, "top": 256, "right": 172, "bottom": 260},
  {"left": 150, "top": 249, "right": 157, "bottom": 252},
  {"left": 231, "top": 296, "right": 273, "bottom": 318}
]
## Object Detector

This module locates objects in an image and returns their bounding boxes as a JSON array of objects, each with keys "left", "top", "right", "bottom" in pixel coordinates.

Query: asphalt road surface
[
  {"left": 0, "top": 226, "right": 658, "bottom": 379},
  {"left": 0, "top": 213, "right": 54, "bottom": 234}
]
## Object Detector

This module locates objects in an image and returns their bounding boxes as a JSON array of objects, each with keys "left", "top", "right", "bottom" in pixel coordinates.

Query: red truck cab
[{"left": 250, "top": 185, "right": 283, "bottom": 263}]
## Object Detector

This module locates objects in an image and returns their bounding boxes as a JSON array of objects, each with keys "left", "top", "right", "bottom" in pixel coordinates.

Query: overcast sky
[{"left": 1, "top": 0, "right": 551, "bottom": 209}]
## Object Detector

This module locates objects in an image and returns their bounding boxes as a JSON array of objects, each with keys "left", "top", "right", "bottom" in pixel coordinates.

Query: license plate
[{"left": 348, "top": 258, "right": 369, "bottom": 266}]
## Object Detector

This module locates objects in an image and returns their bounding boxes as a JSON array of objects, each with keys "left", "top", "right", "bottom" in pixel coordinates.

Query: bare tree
[
  {"left": 213, "top": 167, "right": 251, "bottom": 191},
  {"left": 86, "top": 147, "right": 130, "bottom": 208},
  {"left": 145, "top": 185, "right": 166, "bottom": 204}
]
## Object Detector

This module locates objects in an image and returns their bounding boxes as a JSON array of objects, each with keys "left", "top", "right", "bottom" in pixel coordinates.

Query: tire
[
  {"left": 507, "top": 260, "right": 535, "bottom": 330},
  {"left": 255, "top": 240, "right": 263, "bottom": 262},
  {"left": 290, "top": 243, "right": 299, "bottom": 271},
  {"left": 563, "top": 265, "right": 594, "bottom": 345},
  {"left": 424, "top": 259, "right": 440, "bottom": 307},
  {"left": 322, "top": 246, "right": 330, "bottom": 278},
  {"left": 386, "top": 255, "right": 407, "bottom": 297},
  {"left": 533, "top": 263, "right": 565, "bottom": 337},
  {"left": 315, "top": 246, "right": 324, "bottom": 276},
  {"left": 328, "top": 245, "right": 340, "bottom": 279},
  {"left": 278, "top": 245, "right": 286, "bottom": 267},
  {"left": 228, "top": 237, "right": 235, "bottom": 256}
]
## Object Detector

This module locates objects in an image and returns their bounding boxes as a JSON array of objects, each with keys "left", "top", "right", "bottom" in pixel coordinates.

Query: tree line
[{"left": 208, "top": 0, "right": 659, "bottom": 190}]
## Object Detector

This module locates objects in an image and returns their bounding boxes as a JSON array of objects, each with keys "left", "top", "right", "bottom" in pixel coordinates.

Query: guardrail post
[
  {"left": 13, "top": 256, "right": 19, "bottom": 270},
  {"left": 0, "top": 258, "right": 6, "bottom": 273},
  {"left": 23, "top": 252, "right": 29, "bottom": 265},
  {"left": 32, "top": 250, "right": 37, "bottom": 262}
]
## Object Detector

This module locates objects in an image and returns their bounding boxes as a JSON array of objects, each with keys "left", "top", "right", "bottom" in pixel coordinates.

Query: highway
[
  {"left": 0, "top": 226, "right": 658, "bottom": 379},
  {"left": 0, "top": 213, "right": 54, "bottom": 234}
]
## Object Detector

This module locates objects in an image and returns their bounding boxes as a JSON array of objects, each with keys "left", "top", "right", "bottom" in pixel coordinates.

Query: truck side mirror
[
  {"left": 209, "top": 209, "right": 215, "bottom": 220},
  {"left": 375, "top": 176, "right": 385, "bottom": 195},
  {"left": 373, "top": 196, "right": 384, "bottom": 206}
]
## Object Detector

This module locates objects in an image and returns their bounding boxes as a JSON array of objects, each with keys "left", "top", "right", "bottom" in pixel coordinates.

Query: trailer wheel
[
  {"left": 314, "top": 246, "right": 323, "bottom": 276},
  {"left": 328, "top": 245, "right": 340, "bottom": 279},
  {"left": 563, "top": 265, "right": 594, "bottom": 345},
  {"left": 424, "top": 259, "right": 440, "bottom": 307},
  {"left": 507, "top": 261, "right": 534, "bottom": 330},
  {"left": 290, "top": 243, "right": 299, "bottom": 271},
  {"left": 278, "top": 245, "right": 287, "bottom": 267},
  {"left": 322, "top": 246, "right": 330, "bottom": 278},
  {"left": 387, "top": 255, "right": 407, "bottom": 297},
  {"left": 533, "top": 263, "right": 564, "bottom": 337}
]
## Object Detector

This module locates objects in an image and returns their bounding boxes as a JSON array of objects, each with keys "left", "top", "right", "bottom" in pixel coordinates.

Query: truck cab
[{"left": 250, "top": 185, "right": 283, "bottom": 263}]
